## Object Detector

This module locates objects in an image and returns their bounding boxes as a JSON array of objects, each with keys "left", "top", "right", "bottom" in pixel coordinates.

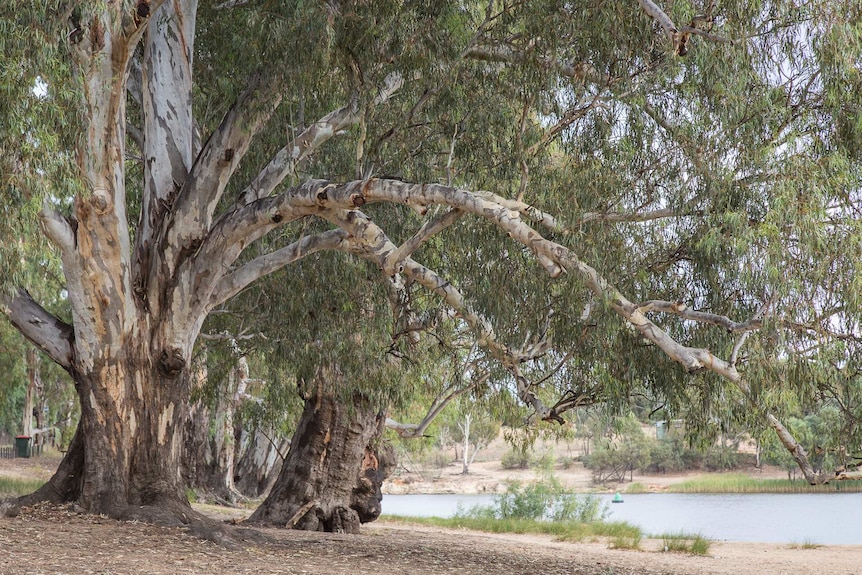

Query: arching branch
[
  {"left": 210, "top": 229, "right": 351, "bottom": 307},
  {"left": 386, "top": 370, "right": 491, "bottom": 440}
]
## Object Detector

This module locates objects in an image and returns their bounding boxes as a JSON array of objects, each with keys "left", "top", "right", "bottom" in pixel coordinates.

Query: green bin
[{"left": 14, "top": 435, "right": 31, "bottom": 458}]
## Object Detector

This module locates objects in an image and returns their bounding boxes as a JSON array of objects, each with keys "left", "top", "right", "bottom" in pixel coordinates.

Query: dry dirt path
[{"left": 0, "top": 504, "right": 859, "bottom": 575}]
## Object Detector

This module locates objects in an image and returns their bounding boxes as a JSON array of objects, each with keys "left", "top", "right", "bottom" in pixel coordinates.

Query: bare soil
[{"left": 2, "top": 451, "right": 860, "bottom": 575}]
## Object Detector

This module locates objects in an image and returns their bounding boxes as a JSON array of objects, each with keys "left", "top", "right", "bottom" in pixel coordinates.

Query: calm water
[{"left": 382, "top": 492, "right": 862, "bottom": 545}]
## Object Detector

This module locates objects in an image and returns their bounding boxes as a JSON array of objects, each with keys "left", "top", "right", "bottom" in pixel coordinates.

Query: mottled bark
[
  {"left": 248, "top": 375, "right": 390, "bottom": 533},
  {"left": 233, "top": 428, "right": 289, "bottom": 498},
  {"left": 183, "top": 361, "right": 244, "bottom": 504}
]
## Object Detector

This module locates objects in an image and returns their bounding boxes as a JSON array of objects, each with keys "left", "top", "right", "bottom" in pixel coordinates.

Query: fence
[{"left": 0, "top": 442, "right": 43, "bottom": 459}]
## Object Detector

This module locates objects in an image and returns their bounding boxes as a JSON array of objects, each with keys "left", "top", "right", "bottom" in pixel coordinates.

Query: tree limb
[
  {"left": 210, "top": 229, "right": 351, "bottom": 307},
  {"left": 632, "top": 300, "right": 763, "bottom": 333},
  {"left": 382, "top": 208, "right": 464, "bottom": 275},
  {"left": 0, "top": 289, "right": 74, "bottom": 372},
  {"left": 163, "top": 70, "right": 283, "bottom": 287},
  {"left": 386, "top": 371, "right": 490, "bottom": 439},
  {"left": 236, "top": 72, "right": 403, "bottom": 207}
]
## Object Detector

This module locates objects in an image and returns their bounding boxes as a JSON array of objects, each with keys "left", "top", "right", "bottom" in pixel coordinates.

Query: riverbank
[
  {"left": 2, "top": 453, "right": 860, "bottom": 574},
  {"left": 383, "top": 455, "right": 796, "bottom": 495}
]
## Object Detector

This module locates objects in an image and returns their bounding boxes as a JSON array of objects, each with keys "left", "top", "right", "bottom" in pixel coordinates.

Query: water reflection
[{"left": 382, "top": 492, "right": 862, "bottom": 544}]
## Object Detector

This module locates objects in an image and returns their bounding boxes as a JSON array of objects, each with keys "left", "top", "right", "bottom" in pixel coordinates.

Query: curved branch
[
  {"left": 1, "top": 289, "right": 74, "bottom": 372},
  {"left": 323, "top": 207, "right": 554, "bottom": 419},
  {"left": 633, "top": 300, "right": 763, "bottom": 333},
  {"left": 236, "top": 72, "right": 403, "bottom": 207},
  {"left": 307, "top": 178, "right": 825, "bottom": 476},
  {"left": 210, "top": 229, "right": 351, "bottom": 307}
]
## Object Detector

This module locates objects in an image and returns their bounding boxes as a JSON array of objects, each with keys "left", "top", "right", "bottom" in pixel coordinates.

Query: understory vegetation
[
  {"left": 0, "top": 477, "right": 45, "bottom": 498},
  {"left": 383, "top": 476, "right": 713, "bottom": 554},
  {"left": 667, "top": 474, "right": 862, "bottom": 494}
]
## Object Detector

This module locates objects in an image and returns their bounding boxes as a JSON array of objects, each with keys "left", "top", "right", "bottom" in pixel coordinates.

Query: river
[{"left": 382, "top": 492, "right": 862, "bottom": 545}]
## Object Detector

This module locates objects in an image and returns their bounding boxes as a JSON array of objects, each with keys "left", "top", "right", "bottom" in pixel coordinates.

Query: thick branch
[
  {"left": 1, "top": 289, "right": 74, "bottom": 372},
  {"left": 236, "top": 72, "right": 403, "bottom": 207},
  {"left": 636, "top": 0, "right": 683, "bottom": 54},
  {"left": 306, "top": 179, "right": 826, "bottom": 473},
  {"left": 162, "top": 71, "right": 283, "bottom": 286},
  {"left": 210, "top": 229, "right": 351, "bottom": 307},
  {"left": 766, "top": 414, "right": 830, "bottom": 484},
  {"left": 137, "top": 0, "right": 198, "bottom": 277},
  {"left": 322, "top": 207, "right": 553, "bottom": 419}
]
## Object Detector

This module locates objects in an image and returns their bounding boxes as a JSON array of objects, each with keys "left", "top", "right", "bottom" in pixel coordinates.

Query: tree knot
[{"left": 158, "top": 348, "right": 186, "bottom": 378}]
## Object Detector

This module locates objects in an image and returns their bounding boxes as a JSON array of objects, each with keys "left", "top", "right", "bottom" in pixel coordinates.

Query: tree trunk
[
  {"left": 22, "top": 348, "right": 39, "bottom": 439},
  {"left": 233, "top": 427, "right": 289, "bottom": 498},
  {"left": 460, "top": 414, "right": 471, "bottom": 475},
  {"left": 248, "top": 374, "right": 392, "bottom": 533},
  {"left": 183, "top": 353, "right": 245, "bottom": 504},
  {"left": 9, "top": 342, "right": 196, "bottom": 528}
]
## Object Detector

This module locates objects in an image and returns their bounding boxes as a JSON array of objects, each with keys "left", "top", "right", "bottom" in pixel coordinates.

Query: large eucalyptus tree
[{"left": 2, "top": 0, "right": 861, "bottom": 536}]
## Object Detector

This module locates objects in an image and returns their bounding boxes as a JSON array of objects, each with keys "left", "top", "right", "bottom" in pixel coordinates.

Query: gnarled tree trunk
[
  {"left": 248, "top": 371, "right": 393, "bottom": 533},
  {"left": 15, "top": 341, "right": 194, "bottom": 523}
]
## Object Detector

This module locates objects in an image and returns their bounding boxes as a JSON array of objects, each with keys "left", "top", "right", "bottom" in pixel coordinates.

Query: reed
[{"left": 667, "top": 473, "right": 862, "bottom": 494}]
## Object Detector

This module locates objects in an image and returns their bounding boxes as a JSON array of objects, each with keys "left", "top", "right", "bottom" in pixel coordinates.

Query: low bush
[
  {"left": 458, "top": 475, "right": 609, "bottom": 523},
  {"left": 500, "top": 449, "right": 531, "bottom": 470}
]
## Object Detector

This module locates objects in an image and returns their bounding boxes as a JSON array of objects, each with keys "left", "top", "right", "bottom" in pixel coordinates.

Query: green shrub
[
  {"left": 458, "top": 475, "right": 609, "bottom": 523},
  {"left": 500, "top": 449, "right": 531, "bottom": 470},
  {"left": 704, "top": 446, "right": 742, "bottom": 471},
  {"left": 557, "top": 455, "right": 576, "bottom": 470},
  {"left": 530, "top": 451, "right": 556, "bottom": 472}
]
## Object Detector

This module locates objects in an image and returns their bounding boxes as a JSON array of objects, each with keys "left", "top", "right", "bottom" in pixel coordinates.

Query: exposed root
[{"left": 118, "top": 501, "right": 268, "bottom": 548}]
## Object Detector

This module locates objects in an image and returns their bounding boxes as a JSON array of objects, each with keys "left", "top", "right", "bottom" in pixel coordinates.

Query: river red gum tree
[{"left": 2, "top": 0, "right": 858, "bottom": 536}]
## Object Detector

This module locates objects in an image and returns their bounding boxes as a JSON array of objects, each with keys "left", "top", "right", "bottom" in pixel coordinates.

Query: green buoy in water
[{"left": 612, "top": 492, "right": 624, "bottom": 503}]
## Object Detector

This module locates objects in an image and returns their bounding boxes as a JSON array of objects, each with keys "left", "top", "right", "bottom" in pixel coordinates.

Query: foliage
[
  {"left": 500, "top": 449, "right": 531, "bottom": 470},
  {"left": 382, "top": 513, "right": 642, "bottom": 544},
  {"left": 660, "top": 533, "right": 712, "bottom": 556},
  {"left": 457, "top": 475, "right": 609, "bottom": 524}
]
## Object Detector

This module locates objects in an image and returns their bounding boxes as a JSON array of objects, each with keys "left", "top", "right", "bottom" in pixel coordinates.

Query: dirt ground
[{"left": 2, "top": 451, "right": 861, "bottom": 575}]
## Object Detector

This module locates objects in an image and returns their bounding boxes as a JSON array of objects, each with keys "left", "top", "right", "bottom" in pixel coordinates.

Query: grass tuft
[
  {"left": 608, "top": 534, "right": 641, "bottom": 550},
  {"left": 659, "top": 532, "right": 712, "bottom": 555},
  {"left": 0, "top": 476, "right": 45, "bottom": 497},
  {"left": 788, "top": 538, "right": 822, "bottom": 550}
]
